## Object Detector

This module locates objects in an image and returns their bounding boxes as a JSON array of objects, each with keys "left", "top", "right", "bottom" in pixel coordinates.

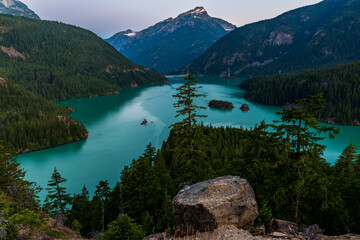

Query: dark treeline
[
  {"left": 62, "top": 77, "right": 360, "bottom": 239},
  {"left": 2, "top": 121, "right": 359, "bottom": 239},
  {"left": 0, "top": 81, "right": 87, "bottom": 152},
  {"left": 2, "top": 75, "right": 359, "bottom": 239},
  {"left": 240, "top": 61, "right": 360, "bottom": 125},
  {"left": 64, "top": 124, "right": 360, "bottom": 238},
  {"left": 0, "top": 140, "right": 44, "bottom": 239}
]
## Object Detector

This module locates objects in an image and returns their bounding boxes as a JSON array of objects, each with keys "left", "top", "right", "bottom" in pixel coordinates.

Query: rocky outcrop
[
  {"left": 145, "top": 225, "right": 270, "bottom": 240},
  {"left": 265, "top": 219, "right": 299, "bottom": 236},
  {"left": 172, "top": 176, "right": 258, "bottom": 236},
  {"left": 0, "top": 0, "right": 40, "bottom": 19},
  {"left": 145, "top": 176, "right": 360, "bottom": 240}
]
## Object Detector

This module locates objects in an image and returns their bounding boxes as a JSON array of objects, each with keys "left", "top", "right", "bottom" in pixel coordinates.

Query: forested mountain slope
[
  {"left": 0, "top": 15, "right": 167, "bottom": 101},
  {"left": 181, "top": 0, "right": 360, "bottom": 77},
  {"left": 0, "top": 78, "right": 87, "bottom": 152},
  {"left": 0, "top": 15, "right": 167, "bottom": 152},
  {"left": 240, "top": 61, "right": 360, "bottom": 125}
]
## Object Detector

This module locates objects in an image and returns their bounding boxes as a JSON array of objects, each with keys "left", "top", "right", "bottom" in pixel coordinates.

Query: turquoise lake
[{"left": 17, "top": 77, "right": 360, "bottom": 199}]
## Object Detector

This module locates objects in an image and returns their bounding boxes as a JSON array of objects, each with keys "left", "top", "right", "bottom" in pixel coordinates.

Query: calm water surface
[{"left": 17, "top": 77, "right": 360, "bottom": 199}]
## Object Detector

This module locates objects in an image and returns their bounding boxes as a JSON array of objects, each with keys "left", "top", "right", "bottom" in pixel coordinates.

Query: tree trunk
[
  {"left": 101, "top": 201, "right": 105, "bottom": 232},
  {"left": 294, "top": 119, "right": 302, "bottom": 220},
  {"left": 117, "top": 186, "right": 124, "bottom": 220},
  {"left": 294, "top": 192, "right": 299, "bottom": 220}
]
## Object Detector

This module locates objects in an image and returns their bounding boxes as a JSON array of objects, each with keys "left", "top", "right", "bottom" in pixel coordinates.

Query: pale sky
[{"left": 21, "top": 0, "right": 322, "bottom": 38}]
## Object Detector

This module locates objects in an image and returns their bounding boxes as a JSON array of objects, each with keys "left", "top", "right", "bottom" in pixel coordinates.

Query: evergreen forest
[
  {"left": 0, "top": 14, "right": 166, "bottom": 152},
  {"left": 1, "top": 77, "right": 359, "bottom": 239},
  {"left": 240, "top": 61, "right": 360, "bottom": 125}
]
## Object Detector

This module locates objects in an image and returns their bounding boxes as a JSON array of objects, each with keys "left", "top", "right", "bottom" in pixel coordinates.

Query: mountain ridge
[
  {"left": 106, "top": 6, "right": 236, "bottom": 73},
  {"left": 179, "top": 0, "right": 360, "bottom": 77}
]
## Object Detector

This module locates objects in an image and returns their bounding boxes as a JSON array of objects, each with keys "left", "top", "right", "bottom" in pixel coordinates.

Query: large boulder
[{"left": 172, "top": 176, "right": 258, "bottom": 236}]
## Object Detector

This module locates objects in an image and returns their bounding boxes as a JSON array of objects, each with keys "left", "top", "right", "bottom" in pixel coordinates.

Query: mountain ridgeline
[
  {"left": 181, "top": 0, "right": 360, "bottom": 77},
  {"left": 0, "top": 15, "right": 167, "bottom": 152},
  {"left": 0, "top": 0, "right": 39, "bottom": 19},
  {"left": 106, "top": 7, "right": 236, "bottom": 73},
  {"left": 240, "top": 61, "right": 360, "bottom": 125},
  {"left": 0, "top": 15, "right": 167, "bottom": 101}
]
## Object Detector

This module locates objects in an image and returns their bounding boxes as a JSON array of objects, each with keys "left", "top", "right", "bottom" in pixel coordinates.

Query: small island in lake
[
  {"left": 208, "top": 100, "right": 234, "bottom": 110},
  {"left": 141, "top": 119, "right": 148, "bottom": 125},
  {"left": 240, "top": 103, "right": 250, "bottom": 111}
]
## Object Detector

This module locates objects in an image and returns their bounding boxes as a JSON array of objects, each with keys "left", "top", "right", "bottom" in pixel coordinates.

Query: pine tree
[
  {"left": 272, "top": 93, "right": 339, "bottom": 220},
  {"left": 45, "top": 167, "right": 71, "bottom": 226},
  {"left": 170, "top": 73, "right": 207, "bottom": 150},
  {"left": 68, "top": 186, "right": 91, "bottom": 236},
  {"left": 333, "top": 143, "right": 360, "bottom": 232},
  {"left": 0, "top": 140, "right": 40, "bottom": 220},
  {"left": 0, "top": 140, "right": 24, "bottom": 193},
  {"left": 94, "top": 180, "right": 110, "bottom": 232}
]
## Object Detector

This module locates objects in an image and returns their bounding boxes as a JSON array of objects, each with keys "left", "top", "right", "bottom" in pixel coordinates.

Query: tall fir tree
[
  {"left": 272, "top": 93, "right": 339, "bottom": 220},
  {"left": 0, "top": 140, "right": 40, "bottom": 211},
  {"left": 332, "top": 143, "right": 360, "bottom": 232},
  {"left": 170, "top": 73, "right": 207, "bottom": 150},
  {"left": 44, "top": 167, "right": 71, "bottom": 227},
  {"left": 68, "top": 186, "right": 91, "bottom": 236},
  {"left": 94, "top": 180, "right": 111, "bottom": 233}
]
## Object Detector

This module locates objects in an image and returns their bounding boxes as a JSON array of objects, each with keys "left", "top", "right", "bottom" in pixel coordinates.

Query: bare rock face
[
  {"left": 265, "top": 219, "right": 299, "bottom": 236},
  {"left": 143, "top": 226, "right": 267, "bottom": 240},
  {"left": 172, "top": 176, "right": 258, "bottom": 236}
]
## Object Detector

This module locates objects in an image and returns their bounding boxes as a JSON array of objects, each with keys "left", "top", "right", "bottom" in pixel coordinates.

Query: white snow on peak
[
  {"left": 124, "top": 32, "right": 137, "bottom": 37},
  {"left": 1, "top": 0, "right": 16, "bottom": 8},
  {"left": 190, "top": 7, "right": 206, "bottom": 14}
]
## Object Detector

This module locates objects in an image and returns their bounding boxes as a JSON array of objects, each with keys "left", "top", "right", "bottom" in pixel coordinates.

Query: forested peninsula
[
  {"left": 240, "top": 61, "right": 360, "bottom": 125},
  {"left": 0, "top": 15, "right": 167, "bottom": 152}
]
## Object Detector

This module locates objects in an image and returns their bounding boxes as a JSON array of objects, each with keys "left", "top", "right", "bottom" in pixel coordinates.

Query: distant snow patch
[
  {"left": 1, "top": 0, "right": 16, "bottom": 8},
  {"left": 124, "top": 32, "right": 137, "bottom": 37}
]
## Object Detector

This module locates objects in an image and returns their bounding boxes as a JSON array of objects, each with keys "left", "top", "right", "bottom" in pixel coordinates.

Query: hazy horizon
[{"left": 21, "top": 0, "right": 322, "bottom": 38}]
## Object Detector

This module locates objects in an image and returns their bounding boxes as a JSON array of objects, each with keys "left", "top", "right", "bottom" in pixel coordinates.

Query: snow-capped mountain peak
[
  {"left": 190, "top": 6, "right": 206, "bottom": 14},
  {"left": 0, "top": 0, "right": 40, "bottom": 19},
  {"left": 179, "top": 6, "right": 209, "bottom": 18},
  {"left": 106, "top": 7, "right": 236, "bottom": 73}
]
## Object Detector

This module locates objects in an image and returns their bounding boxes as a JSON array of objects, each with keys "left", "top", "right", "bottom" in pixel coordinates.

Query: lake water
[{"left": 17, "top": 77, "right": 360, "bottom": 199}]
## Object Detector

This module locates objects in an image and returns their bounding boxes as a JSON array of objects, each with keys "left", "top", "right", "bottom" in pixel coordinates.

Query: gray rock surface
[
  {"left": 0, "top": 0, "right": 40, "bottom": 19},
  {"left": 172, "top": 176, "right": 258, "bottom": 236},
  {"left": 265, "top": 219, "right": 299, "bottom": 236}
]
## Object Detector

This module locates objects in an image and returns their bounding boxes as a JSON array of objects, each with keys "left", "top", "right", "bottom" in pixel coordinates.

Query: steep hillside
[
  {"left": 0, "top": 15, "right": 167, "bottom": 101},
  {"left": 106, "top": 7, "right": 236, "bottom": 73},
  {"left": 181, "top": 0, "right": 360, "bottom": 77},
  {"left": 0, "top": 15, "right": 167, "bottom": 151},
  {"left": 0, "top": 78, "right": 87, "bottom": 152},
  {"left": 240, "top": 61, "right": 360, "bottom": 125},
  {"left": 0, "top": 0, "right": 39, "bottom": 19}
]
